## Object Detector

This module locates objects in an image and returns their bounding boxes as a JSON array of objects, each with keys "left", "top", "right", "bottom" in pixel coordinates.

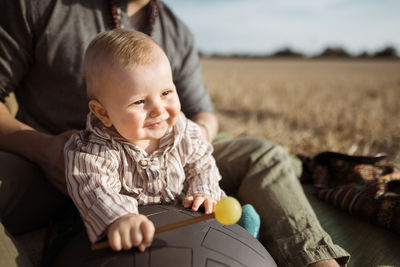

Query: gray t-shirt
[{"left": 0, "top": 0, "right": 213, "bottom": 134}]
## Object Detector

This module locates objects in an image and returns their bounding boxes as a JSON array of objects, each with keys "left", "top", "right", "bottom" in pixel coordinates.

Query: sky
[{"left": 162, "top": 0, "right": 400, "bottom": 56}]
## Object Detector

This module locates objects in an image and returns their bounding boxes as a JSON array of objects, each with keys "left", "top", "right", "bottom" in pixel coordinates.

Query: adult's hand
[
  {"left": 0, "top": 102, "right": 75, "bottom": 195},
  {"left": 190, "top": 112, "right": 219, "bottom": 142},
  {"left": 39, "top": 130, "right": 76, "bottom": 195}
]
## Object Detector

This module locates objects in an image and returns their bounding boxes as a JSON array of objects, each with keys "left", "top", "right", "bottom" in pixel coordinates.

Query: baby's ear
[{"left": 88, "top": 100, "right": 112, "bottom": 127}]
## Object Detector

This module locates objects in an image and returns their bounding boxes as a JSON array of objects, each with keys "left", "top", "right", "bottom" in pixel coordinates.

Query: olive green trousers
[{"left": 0, "top": 137, "right": 349, "bottom": 266}]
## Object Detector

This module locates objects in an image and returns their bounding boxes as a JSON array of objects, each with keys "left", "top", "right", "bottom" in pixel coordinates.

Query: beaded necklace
[{"left": 108, "top": 0, "right": 159, "bottom": 36}]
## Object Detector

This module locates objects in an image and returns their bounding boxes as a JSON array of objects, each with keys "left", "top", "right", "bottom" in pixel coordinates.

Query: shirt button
[{"left": 139, "top": 160, "right": 148, "bottom": 167}]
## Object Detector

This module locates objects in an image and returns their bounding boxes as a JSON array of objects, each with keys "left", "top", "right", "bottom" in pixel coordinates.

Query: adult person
[{"left": 0, "top": 0, "right": 349, "bottom": 266}]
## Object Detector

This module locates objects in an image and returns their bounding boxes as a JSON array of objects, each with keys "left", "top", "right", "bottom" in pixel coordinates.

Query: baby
[{"left": 64, "top": 29, "right": 225, "bottom": 252}]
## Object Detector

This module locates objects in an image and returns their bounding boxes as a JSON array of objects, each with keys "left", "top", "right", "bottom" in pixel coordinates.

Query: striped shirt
[{"left": 64, "top": 112, "right": 225, "bottom": 243}]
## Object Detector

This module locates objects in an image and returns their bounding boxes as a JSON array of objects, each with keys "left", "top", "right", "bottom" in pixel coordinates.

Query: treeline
[{"left": 201, "top": 46, "right": 399, "bottom": 59}]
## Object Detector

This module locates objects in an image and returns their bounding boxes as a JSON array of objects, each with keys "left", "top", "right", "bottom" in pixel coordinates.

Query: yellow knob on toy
[{"left": 214, "top": 197, "right": 242, "bottom": 225}]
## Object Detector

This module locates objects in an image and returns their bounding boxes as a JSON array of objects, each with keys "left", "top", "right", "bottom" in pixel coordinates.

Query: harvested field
[{"left": 201, "top": 58, "right": 400, "bottom": 164}]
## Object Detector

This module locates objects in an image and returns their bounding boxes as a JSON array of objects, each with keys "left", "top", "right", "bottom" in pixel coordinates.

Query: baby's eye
[
  {"left": 132, "top": 99, "right": 145, "bottom": 105},
  {"left": 161, "top": 90, "right": 172, "bottom": 96}
]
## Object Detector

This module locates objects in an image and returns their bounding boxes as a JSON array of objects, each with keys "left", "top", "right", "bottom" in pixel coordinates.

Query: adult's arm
[
  {"left": 190, "top": 112, "right": 218, "bottom": 142},
  {"left": 0, "top": 0, "right": 72, "bottom": 193},
  {"left": 0, "top": 102, "right": 72, "bottom": 194},
  {"left": 157, "top": 3, "right": 218, "bottom": 141},
  {"left": 171, "top": 27, "right": 219, "bottom": 141}
]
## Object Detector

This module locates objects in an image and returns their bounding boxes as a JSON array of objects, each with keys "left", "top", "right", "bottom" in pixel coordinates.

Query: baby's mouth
[
  {"left": 145, "top": 114, "right": 169, "bottom": 128},
  {"left": 147, "top": 121, "right": 162, "bottom": 128}
]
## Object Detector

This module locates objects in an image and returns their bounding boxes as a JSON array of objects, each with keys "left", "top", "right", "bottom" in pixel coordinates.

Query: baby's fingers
[
  {"left": 129, "top": 225, "right": 143, "bottom": 248},
  {"left": 108, "top": 231, "right": 122, "bottom": 251},
  {"left": 192, "top": 196, "right": 205, "bottom": 211},
  {"left": 140, "top": 219, "right": 155, "bottom": 251},
  {"left": 183, "top": 195, "right": 194, "bottom": 208},
  {"left": 138, "top": 244, "right": 146, "bottom": 252},
  {"left": 204, "top": 198, "right": 216, "bottom": 214}
]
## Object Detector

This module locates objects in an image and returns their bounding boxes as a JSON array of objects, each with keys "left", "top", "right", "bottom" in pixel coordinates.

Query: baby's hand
[
  {"left": 183, "top": 194, "right": 216, "bottom": 214},
  {"left": 106, "top": 213, "right": 155, "bottom": 252}
]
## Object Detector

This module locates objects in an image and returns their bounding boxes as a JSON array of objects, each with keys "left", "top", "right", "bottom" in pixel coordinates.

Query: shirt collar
[{"left": 86, "top": 112, "right": 186, "bottom": 155}]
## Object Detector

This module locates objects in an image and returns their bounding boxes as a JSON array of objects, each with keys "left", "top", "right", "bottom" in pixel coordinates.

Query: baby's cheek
[{"left": 170, "top": 96, "right": 181, "bottom": 113}]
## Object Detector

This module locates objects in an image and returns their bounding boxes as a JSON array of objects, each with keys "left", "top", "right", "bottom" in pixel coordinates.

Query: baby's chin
[{"left": 145, "top": 123, "right": 170, "bottom": 138}]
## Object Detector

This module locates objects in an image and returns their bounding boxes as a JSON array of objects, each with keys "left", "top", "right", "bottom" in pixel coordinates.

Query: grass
[{"left": 201, "top": 58, "right": 400, "bottom": 165}]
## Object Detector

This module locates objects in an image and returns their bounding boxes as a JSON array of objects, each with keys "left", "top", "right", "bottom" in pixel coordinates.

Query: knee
[
  {"left": 214, "top": 136, "right": 290, "bottom": 165},
  {"left": 237, "top": 137, "right": 295, "bottom": 175},
  {"left": 240, "top": 137, "right": 289, "bottom": 161}
]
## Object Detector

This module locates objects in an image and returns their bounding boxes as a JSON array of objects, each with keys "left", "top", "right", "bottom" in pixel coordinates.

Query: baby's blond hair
[{"left": 83, "top": 29, "right": 160, "bottom": 99}]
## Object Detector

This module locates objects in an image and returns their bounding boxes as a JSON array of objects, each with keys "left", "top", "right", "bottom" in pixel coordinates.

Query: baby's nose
[{"left": 149, "top": 103, "right": 164, "bottom": 118}]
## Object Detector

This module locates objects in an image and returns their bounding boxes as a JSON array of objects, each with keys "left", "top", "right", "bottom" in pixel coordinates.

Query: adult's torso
[{"left": 14, "top": 0, "right": 195, "bottom": 134}]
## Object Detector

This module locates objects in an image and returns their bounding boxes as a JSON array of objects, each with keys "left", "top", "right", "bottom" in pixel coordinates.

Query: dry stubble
[{"left": 201, "top": 58, "right": 400, "bottom": 164}]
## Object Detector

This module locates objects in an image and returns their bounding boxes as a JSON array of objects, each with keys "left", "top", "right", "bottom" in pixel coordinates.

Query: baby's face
[{"left": 95, "top": 47, "right": 180, "bottom": 147}]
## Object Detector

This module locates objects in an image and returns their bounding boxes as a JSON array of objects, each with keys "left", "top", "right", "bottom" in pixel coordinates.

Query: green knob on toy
[{"left": 214, "top": 197, "right": 242, "bottom": 225}]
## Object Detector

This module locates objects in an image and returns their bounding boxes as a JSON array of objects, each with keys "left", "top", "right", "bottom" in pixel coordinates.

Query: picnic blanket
[{"left": 298, "top": 151, "right": 400, "bottom": 233}]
